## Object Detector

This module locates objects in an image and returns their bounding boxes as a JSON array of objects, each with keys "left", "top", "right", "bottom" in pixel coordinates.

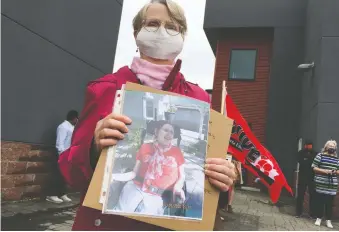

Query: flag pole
[
  {"left": 221, "top": 80, "right": 227, "bottom": 116},
  {"left": 221, "top": 80, "right": 233, "bottom": 162},
  {"left": 222, "top": 81, "right": 243, "bottom": 185}
]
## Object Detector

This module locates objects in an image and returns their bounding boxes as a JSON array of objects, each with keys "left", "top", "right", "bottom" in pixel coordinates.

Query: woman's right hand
[{"left": 94, "top": 113, "right": 132, "bottom": 153}]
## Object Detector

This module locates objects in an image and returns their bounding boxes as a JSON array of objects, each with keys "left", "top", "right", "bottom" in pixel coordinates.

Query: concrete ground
[
  {"left": 1, "top": 190, "right": 338, "bottom": 231},
  {"left": 1, "top": 193, "right": 80, "bottom": 231},
  {"left": 215, "top": 189, "right": 338, "bottom": 231}
]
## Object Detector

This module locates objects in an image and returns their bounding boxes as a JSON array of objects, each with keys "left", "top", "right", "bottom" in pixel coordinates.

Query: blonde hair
[
  {"left": 322, "top": 140, "right": 337, "bottom": 156},
  {"left": 133, "top": 0, "right": 187, "bottom": 35}
]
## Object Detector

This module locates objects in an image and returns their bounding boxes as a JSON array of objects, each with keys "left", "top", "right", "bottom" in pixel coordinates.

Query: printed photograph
[{"left": 104, "top": 90, "right": 210, "bottom": 220}]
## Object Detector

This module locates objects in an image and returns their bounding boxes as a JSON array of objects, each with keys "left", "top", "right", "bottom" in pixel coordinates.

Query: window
[
  {"left": 229, "top": 49, "right": 257, "bottom": 80},
  {"left": 145, "top": 99, "right": 154, "bottom": 118}
]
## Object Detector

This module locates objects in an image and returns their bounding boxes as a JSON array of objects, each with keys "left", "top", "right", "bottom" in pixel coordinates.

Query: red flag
[{"left": 225, "top": 93, "right": 293, "bottom": 203}]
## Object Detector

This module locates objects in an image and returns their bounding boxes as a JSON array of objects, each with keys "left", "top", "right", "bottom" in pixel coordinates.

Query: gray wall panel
[
  {"left": 300, "top": 0, "right": 339, "bottom": 151},
  {"left": 265, "top": 28, "right": 304, "bottom": 185},
  {"left": 299, "top": 0, "right": 323, "bottom": 149},
  {"left": 2, "top": 0, "right": 122, "bottom": 73},
  {"left": 316, "top": 103, "right": 339, "bottom": 150},
  {"left": 204, "top": 0, "right": 307, "bottom": 28},
  {"left": 322, "top": 0, "right": 339, "bottom": 36},
  {"left": 319, "top": 37, "right": 339, "bottom": 103},
  {"left": 1, "top": 16, "right": 102, "bottom": 145}
]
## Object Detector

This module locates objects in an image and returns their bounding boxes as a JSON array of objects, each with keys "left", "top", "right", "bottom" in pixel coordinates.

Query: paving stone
[
  {"left": 47, "top": 225, "right": 57, "bottom": 229},
  {"left": 259, "top": 216, "right": 275, "bottom": 226},
  {"left": 274, "top": 217, "right": 286, "bottom": 227},
  {"left": 3, "top": 190, "right": 339, "bottom": 231}
]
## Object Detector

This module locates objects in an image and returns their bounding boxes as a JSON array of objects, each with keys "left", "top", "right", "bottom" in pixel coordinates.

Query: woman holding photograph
[
  {"left": 59, "top": 0, "right": 236, "bottom": 230},
  {"left": 112, "top": 120, "right": 185, "bottom": 216}
]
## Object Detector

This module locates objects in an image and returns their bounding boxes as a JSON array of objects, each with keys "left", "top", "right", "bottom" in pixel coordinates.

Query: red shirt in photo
[{"left": 134, "top": 143, "right": 185, "bottom": 192}]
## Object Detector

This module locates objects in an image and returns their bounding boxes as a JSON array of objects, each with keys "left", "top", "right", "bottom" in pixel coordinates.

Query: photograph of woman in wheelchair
[
  {"left": 104, "top": 91, "right": 208, "bottom": 220},
  {"left": 110, "top": 120, "right": 187, "bottom": 215}
]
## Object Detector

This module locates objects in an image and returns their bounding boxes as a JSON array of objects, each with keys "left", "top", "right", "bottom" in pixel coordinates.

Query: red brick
[
  {"left": 26, "top": 162, "right": 51, "bottom": 174},
  {"left": 22, "top": 185, "right": 41, "bottom": 199},
  {"left": 1, "top": 141, "right": 31, "bottom": 149},
  {"left": 19, "top": 150, "right": 54, "bottom": 162},
  {"left": 1, "top": 147, "right": 30, "bottom": 161},
  {"left": 213, "top": 35, "right": 272, "bottom": 145},
  {"left": 1, "top": 162, "right": 8, "bottom": 174},
  {"left": 1, "top": 148, "right": 15, "bottom": 161},
  {"left": 16, "top": 147, "right": 31, "bottom": 160},
  {"left": 14, "top": 174, "right": 35, "bottom": 187},
  {"left": 1, "top": 141, "right": 20, "bottom": 149},
  {"left": 6, "top": 161, "right": 27, "bottom": 174},
  {"left": 1, "top": 187, "right": 24, "bottom": 201},
  {"left": 1, "top": 175, "right": 14, "bottom": 188}
]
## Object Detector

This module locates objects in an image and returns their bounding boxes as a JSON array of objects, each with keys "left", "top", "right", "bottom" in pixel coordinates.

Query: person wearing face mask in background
[
  {"left": 295, "top": 140, "right": 317, "bottom": 218},
  {"left": 58, "top": 0, "right": 236, "bottom": 230},
  {"left": 312, "top": 140, "right": 339, "bottom": 229}
]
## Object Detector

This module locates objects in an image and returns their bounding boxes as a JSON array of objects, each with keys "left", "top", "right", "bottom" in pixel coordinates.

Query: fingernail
[{"left": 205, "top": 164, "right": 209, "bottom": 169}]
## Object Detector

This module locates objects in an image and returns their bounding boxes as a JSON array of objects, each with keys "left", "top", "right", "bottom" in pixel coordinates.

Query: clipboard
[{"left": 83, "top": 82, "right": 233, "bottom": 231}]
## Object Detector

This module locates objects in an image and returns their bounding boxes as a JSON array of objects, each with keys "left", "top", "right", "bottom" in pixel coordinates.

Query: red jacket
[{"left": 59, "top": 63, "right": 210, "bottom": 231}]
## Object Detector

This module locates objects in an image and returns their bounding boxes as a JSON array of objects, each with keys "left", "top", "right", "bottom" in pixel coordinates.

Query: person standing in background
[
  {"left": 312, "top": 140, "right": 339, "bottom": 229},
  {"left": 295, "top": 140, "right": 317, "bottom": 218},
  {"left": 56, "top": 110, "right": 79, "bottom": 155},
  {"left": 219, "top": 156, "right": 241, "bottom": 214},
  {"left": 46, "top": 110, "right": 78, "bottom": 203}
]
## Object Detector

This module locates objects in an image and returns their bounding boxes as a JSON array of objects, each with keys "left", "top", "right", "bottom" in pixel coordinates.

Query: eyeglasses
[{"left": 142, "top": 19, "right": 182, "bottom": 36}]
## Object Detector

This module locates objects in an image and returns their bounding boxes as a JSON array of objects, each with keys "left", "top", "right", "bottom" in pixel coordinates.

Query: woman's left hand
[{"left": 205, "top": 158, "right": 236, "bottom": 192}]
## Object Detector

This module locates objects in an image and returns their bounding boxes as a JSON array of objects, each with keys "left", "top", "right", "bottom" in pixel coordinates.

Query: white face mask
[{"left": 136, "top": 27, "right": 184, "bottom": 60}]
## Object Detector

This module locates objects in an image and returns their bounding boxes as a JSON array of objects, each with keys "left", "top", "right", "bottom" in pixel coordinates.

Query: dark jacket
[{"left": 297, "top": 148, "right": 317, "bottom": 181}]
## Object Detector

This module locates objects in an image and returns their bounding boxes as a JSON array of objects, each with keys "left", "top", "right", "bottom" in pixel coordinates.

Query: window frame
[{"left": 228, "top": 48, "right": 258, "bottom": 82}]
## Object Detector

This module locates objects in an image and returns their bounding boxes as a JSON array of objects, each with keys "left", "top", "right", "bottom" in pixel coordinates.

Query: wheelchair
[{"left": 162, "top": 181, "right": 188, "bottom": 217}]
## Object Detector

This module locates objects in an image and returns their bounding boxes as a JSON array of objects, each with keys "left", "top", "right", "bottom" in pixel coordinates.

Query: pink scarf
[{"left": 130, "top": 57, "right": 174, "bottom": 90}]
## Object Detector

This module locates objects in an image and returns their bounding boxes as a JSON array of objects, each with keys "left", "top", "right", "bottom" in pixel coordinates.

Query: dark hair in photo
[
  {"left": 155, "top": 120, "right": 172, "bottom": 130},
  {"left": 146, "top": 120, "right": 181, "bottom": 139},
  {"left": 66, "top": 110, "right": 79, "bottom": 121}
]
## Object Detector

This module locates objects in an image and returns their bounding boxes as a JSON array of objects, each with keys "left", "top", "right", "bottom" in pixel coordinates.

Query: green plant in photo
[{"left": 130, "top": 126, "right": 144, "bottom": 150}]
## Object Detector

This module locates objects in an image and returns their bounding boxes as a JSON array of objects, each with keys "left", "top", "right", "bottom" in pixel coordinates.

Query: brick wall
[
  {"left": 1, "top": 141, "right": 58, "bottom": 201},
  {"left": 211, "top": 28, "right": 273, "bottom": 187}
]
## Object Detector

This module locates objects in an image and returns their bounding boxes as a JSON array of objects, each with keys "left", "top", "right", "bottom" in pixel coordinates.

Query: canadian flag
[{"left": 223, "top": 89, "right": 292, "bottom": 203}]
